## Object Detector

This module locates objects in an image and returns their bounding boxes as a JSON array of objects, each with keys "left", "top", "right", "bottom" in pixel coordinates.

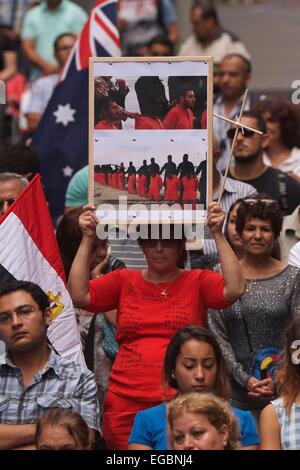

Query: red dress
[
  {"left": 165, "top": 176, "right": 180, "bottom": 202},
  {"left": 85, "top": 269, "right": 233, "bottom": 449},
  {"left": 148, "top": 174, "right": 163, "bottom": 201}
]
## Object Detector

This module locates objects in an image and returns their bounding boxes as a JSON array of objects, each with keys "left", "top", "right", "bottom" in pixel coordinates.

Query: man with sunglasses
[
  {"left": 228, "top": 111, "right": 300, "bottom": 216},
  {"left": 0, "top": 172, "right": 28, "bottom": 216},
  {"left": 0, "top": 280, "right": 100, "bottom": 449}
]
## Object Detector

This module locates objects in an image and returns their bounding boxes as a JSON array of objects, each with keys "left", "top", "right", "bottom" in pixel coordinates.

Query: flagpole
[
  {"left": 213, "top": 113, "right": 262, "bottom": 135},
  {"left": 217, "top": 89, "right": 249, "bottom": 206}
]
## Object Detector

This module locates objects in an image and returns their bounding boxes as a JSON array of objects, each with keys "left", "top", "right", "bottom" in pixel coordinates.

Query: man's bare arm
[
  {"left": 0, "top": 423, "right": 36, "bottom": 450},
  {"left": 22, "top": 38, "right": 58, "bottom": 75}
]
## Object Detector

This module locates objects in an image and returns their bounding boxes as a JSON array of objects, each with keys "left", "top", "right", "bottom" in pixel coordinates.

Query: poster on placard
[{"left": 89, "top": 57, "right": 213, "bottom": 225}]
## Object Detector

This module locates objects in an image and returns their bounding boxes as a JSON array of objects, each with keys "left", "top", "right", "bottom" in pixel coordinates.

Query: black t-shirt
[
  {"left": 228, "top": 167, "right": 300, "bottom": 215},
  {"left": 0, "top": 31, "right": 15, "bottom": 71}
]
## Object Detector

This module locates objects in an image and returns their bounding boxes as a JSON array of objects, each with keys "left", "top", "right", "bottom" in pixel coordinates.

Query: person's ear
[
  {"left": 261, "top": 131, "right": 270, "bottom": 149},
  {"left": 220, "top": 424, "right": 229, "bottom": 449},
  {"left": 43, "top": 307, "right": 52, "bottom": 327}
]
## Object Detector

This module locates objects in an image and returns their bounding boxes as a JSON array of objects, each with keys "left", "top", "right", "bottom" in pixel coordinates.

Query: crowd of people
[{"left": 1, "top": 0, "right": 300, "bottom": 453}]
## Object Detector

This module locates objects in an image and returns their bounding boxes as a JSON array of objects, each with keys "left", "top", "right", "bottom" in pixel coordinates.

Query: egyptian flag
[{"left": 0, "top": 174, "right": 84, "bottom": 365}]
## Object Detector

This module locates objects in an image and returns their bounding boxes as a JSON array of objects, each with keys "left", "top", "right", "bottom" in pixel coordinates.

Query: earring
[{"left": 171, "top": 373, "right": 176, "bottom": 380}]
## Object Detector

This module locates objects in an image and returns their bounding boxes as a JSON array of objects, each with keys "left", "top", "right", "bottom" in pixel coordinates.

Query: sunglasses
[
  {"left": 141, "top": 238, "right": 181, "bottom": 248},
  {"left": 0, "top": 198, "right": 16, "bottom": 210},
  {"left": 226, "top": 128, "right": 255, "bottom": 140}
]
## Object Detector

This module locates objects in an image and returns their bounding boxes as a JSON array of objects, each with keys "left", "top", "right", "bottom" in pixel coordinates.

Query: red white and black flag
[{"left": 0, "top": 175, "right": 84, "bottom": 364}]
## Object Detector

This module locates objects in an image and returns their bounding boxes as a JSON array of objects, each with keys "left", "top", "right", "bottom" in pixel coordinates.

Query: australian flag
[{"left": 32, "top": 0, "right": 121, "bottom": 218}]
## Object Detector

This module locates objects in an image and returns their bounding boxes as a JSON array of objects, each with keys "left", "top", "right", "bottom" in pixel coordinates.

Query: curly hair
[
  {"left": 255, "top": 96, "right": 300, "bottom": 149},
  {"left": 276, "top": 317, "right": 300, "bottom": 416},
  {"left": 235, "top": 193, "right": 283, "bottom": 239},
  {"left": 167, "top": 393, "right": 241, "bottom": 450}
]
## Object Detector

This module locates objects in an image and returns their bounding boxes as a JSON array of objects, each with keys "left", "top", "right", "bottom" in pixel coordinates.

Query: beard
[{"left": 234, "top": 151, "right": 261, "bottom": 163}]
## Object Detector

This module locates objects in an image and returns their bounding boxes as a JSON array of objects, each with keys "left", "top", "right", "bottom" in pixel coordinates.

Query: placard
[{"left": 89, "top": 57, "right": 213, "bottom": 226}]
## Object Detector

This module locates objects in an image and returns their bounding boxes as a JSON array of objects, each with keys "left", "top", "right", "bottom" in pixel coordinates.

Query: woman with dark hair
[
  {"left": 168, "top": 393, "right": 241, "bottom": 451},
  {"left": 36, "top": 408, "right": 90, "bottom": 451},
  {"left": 208, "top": 195, "right": 300, "bottom": 416},
  {"left": 128, "top": 326, "right": 258, "bottom": 450},
  {"left": 255, "top": 96, "right": 300, "bottom": 178},
  {"left": 260, "top": 317, "right": 300, "bottom": 449},
  {"left": 67, "top": 202, "right": 245, "bottom": 449},
  {"left": 224, "top": 196, "right": 281, "bottom": 261}
]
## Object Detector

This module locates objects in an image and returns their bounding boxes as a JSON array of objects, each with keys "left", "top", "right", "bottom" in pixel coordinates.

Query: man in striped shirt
[{"left": 0, "top": 280, "right": 100, "bottom": 449}]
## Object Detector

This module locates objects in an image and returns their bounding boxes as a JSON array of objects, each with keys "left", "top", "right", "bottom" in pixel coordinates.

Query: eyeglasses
[
  {"left": 0, "top": 198, "right": 16, "bottom": 210},
  {"left": 141, "top": 238, "right": 181, "bottom": 248},
  {"left": 226, "top": 128, "right": 255, "bottom": 140},
  {"left": 0, "top": 305, "right": 36, "bottom": 325}
]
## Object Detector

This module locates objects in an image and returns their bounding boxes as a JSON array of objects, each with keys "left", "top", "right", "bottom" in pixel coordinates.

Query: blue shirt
[{"left": 129, "top": 402, "right": 259, "bottom": 449}]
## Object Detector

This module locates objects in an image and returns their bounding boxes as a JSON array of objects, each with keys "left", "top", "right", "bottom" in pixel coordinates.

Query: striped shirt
[
  {"left": 108, "top": 227, "right": 147, "bottom": 270},
  {"left": 0, "top": 347, "right": 100, "bottom": 431},
  {"left": 272, "top": 398, "right": 300, "bottom": 450}
]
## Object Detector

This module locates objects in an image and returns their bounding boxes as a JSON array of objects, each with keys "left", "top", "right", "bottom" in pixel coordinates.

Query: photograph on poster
[
  {"left": 90, "top": 58, "right": 212, "bottom": 218},
  {"left": 94, "top": 75, "right": 207, "bottom": 131}
]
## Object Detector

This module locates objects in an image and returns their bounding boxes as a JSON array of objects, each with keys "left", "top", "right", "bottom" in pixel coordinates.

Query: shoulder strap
[
  {"left": 83, "top": 315, "right": 97, "bottom": 371},
  {"left": 276, "top": 172, "right": 289, "bottom": 213}
]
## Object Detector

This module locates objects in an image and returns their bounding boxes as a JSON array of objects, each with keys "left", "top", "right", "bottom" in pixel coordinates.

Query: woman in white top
[
  {"left": 260, "top": 317, "right": 300, "bottom": 449},
  {"left": 255, "top": 97, "right": 300, "bottom": 179}
]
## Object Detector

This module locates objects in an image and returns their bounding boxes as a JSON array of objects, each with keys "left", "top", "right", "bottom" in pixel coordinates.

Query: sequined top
[{"left": 207, "top": 265, "right": 300, "bottom": 410}]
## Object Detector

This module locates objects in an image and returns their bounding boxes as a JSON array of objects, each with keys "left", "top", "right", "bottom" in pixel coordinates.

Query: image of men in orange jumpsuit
[
  {"left": 182, "top": 172, "right": 198, "bottom": 207},
  {"left": 164, "top": 173, "right": 180, "bottom": 202},
  {"left": 137, "top": 171, "right": 147, "bottom": 198},
  {"left": 162, "top": 88, "right": 196, "bottom": 129},
  {"left": 148, "top": 172, "right": 163, "bottom": 201},
  {"left": 127, "top": 162, "right": 137, "bottom": 194}
]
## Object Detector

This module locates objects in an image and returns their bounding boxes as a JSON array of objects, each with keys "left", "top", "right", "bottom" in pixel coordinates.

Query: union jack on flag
[{"left": 32, "top": 0, "right": 121, "bottom": 218}]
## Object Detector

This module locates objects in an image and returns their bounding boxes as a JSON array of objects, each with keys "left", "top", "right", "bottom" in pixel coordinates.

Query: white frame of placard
[{"left": 89, "top": 56, "right": 213, "bottom": 225}]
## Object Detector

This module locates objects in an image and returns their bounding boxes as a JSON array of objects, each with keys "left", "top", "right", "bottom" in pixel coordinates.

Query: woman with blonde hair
[{"left": 167, "top": 393, "right": 241, "bottom": 450}]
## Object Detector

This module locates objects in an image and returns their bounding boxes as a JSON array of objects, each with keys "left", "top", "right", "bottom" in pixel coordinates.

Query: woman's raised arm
[
  {"left": 67, "top": 205, "right": 98, "bottom": 307},
  {"left": 207, "top": 202, "right": 245, "bottom": 301}
]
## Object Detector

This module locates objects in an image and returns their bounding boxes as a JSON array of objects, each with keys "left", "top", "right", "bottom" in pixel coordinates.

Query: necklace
[
  {"left": 160, "top": 280, "right": 174, "bottom": 300},
  {"left": 144, "top": 270, "right": 180, "bottom": 300}
]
